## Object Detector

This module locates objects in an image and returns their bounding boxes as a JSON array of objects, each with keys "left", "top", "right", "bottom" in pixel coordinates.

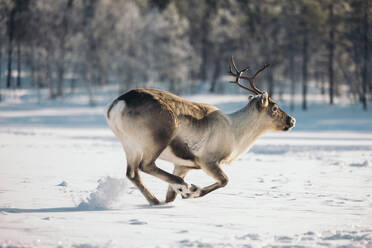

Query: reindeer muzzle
[{"left": 284, "top": 116, "right": 296, "bottom": 131}]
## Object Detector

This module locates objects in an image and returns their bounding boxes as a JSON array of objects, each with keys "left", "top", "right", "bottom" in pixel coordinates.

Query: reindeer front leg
[
  {"left": 165, "top": 166, "right": 190, "bottom": 202},
  {"left": 189, "top": 163, "right": 228, "bottom": 198}
]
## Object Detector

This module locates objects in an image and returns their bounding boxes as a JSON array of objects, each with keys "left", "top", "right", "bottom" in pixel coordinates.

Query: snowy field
[{"left": 0, "top": 88, "right": 371, "bottom": 248}]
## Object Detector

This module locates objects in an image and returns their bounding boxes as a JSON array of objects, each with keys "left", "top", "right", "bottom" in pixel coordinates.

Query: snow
[
  {"left": 77, "top": 177, "right": 127, "bottom": 210},
  {"left": 0, "top": 88, "right": 372, "bottom": 247}
]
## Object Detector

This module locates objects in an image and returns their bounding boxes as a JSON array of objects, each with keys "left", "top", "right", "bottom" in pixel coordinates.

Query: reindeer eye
[{"left": 272, "top": 106, "right": 278, "bottom": 112}]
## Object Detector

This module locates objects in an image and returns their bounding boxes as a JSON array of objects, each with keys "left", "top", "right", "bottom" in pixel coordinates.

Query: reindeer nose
[{"left": 286, "top": 116, "right": 295, "bottom": 127}]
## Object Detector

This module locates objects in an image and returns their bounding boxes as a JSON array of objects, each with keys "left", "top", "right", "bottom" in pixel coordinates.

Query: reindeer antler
[{"left": 228, "top": 56, "right": 269, "bottom": 95}]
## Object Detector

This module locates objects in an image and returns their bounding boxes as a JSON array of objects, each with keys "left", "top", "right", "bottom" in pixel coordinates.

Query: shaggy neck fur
[{"left": 227, "top": 100, "right": 270, "bottom": 159}]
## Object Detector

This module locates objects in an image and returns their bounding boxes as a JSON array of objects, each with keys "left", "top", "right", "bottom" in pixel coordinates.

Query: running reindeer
[{"left": 106, "top": 57, "right": 295, "bottom": 205}]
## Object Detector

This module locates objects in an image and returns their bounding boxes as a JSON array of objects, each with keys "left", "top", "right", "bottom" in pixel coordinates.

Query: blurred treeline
[{"left": 0, "top": 0, "right": 370, "bottom": 110}]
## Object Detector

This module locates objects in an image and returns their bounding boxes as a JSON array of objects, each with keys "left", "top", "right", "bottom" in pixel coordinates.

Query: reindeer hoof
[
  {"left": 189, "top": 184, "right": 202, "bottom": 198},
  {"left": 181, "top": 192, "right": 191, "bottom": 199},
  {"left": 149, "top": 198, "right": 161, "bottom": 205},
  {"left": 171, "top": 184, "right": 191, "bottom": 199}
]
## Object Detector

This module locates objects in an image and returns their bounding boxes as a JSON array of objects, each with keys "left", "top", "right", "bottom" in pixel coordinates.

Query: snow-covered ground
[{"left": 0, "top": 88, "right": 371, "bottom": 248}]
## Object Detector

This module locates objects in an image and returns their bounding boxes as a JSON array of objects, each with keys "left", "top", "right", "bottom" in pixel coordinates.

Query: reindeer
[{"left": 106, "top": 57, "right": 295, "bottom": 205}]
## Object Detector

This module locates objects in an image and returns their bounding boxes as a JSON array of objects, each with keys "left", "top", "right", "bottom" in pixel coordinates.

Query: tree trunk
[
  {"left": 32, "top": 49, "right": 41, "bottom": 103},
  {"left": 16, "top": 42, "right": 21, "bottom": 88},
  {"left": 199, "top": 13, "right": 210, "bottom": 83},
  {"left": 56, "top": 0, "right": 74, "bottom": 97},
  {"left": 70, "top": 64, "right": 77, "bottom": 94},
  {"left": 289, "top": 50, "right": 295, "bottom": 111},
  {"left": 302, "top": 31, "right": 308, "bottom": 111},
  {"left": 0, "top": 46, "right": 2, "bottom": 102},
  {"left": 70, "top": 78, "right": 76, "bottom": 94},
  {"left": 328, "top": 3, "right": 335, "bottom": 105},
  {"left": 83, "top": 67, "right": 95, "bottom": 106},
  {"left": 6, "top": 9, "right": 15, "bottom": 89},
  {"left": 0, "top": 47, "right": 3, "bottom": 102},
  {"left": 362, "top": 0, "right": 369, "bottom": 110},
  {"left": 56, "top": 61, "right": 64, "bottom": 96},
  {"left": 46, "top": 52, "right": 54, "bottom": 99},
  {"left": 30, "top": 44, "right": 35, "bottom": 87},
  {"left": 321, "top": 73, "right": 325, "bottom": 95},
  {"left": 287, "top": 1, "right": 296, "bottom": 111},
  {"left": 267, "top": 68, "right": 274, "bottom": 97},
  {"left": 209, "top": 59, "right": 221, "bottom": 93}
]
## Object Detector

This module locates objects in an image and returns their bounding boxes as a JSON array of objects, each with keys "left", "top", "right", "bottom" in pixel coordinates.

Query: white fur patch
[{"left": 106, "top": 100, "right": 144, "bottom": 166}]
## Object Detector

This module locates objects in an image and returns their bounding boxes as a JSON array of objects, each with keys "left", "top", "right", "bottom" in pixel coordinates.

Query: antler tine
[
  {"left": 228, "top": 56, "right": 259, "bottom": 95},
  {"left": 231, "top": 56, "right": 239, "bottom": 73},
  {"left": 251, "top": 64, "right": 270, "bottom": 81},
  {"left": 228, "top": 56, "right": 264, "bottom": 95},
  {"left": 245, "top": 64, "right": 270, "bottom": 95},
  {"left": 229, "top": 80, "right": 261, "bottom": 95},
  {"left": 230, "top": 56, "right": 249, "bottom": 74}
]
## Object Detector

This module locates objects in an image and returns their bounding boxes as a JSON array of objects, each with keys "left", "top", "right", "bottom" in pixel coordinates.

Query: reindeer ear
[{"left": 260, "top": 92, "right": 269, "bottom": 108}]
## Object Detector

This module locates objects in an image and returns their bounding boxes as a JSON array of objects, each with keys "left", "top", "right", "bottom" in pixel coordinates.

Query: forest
[
  {"left": 1, "top": 1, "right": 372, "bottom": 247},
  {"left": 0, "top": 0, "right": 370, "bottom": 110}
]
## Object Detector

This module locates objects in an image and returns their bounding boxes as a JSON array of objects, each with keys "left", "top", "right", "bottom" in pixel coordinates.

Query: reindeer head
[{"left": 228, "top": 57, "right": 295, "bottom": 131}]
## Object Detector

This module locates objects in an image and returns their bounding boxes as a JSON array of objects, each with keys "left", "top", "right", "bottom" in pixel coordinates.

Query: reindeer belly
[
  {"left": 158, "top": 147, "right": 199, "bottom": 168},
  {"left": 158, "top": 136, "right": 202, "bottom": 168}
]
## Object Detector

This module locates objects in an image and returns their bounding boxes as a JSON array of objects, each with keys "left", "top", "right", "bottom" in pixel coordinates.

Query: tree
[
  {"left": 56, "top": 0, "right": 74, "bottom": 97},
  {"left": 156, "top": 2, "right": 196, "bottom": 94},
  {"left": 280, "top": 0, "right": 301, "bottom": 110},
  {"left": 341, "top": 0, "right": 371, "bottom": 109},
  {"left": 208, "top": 0, "right": 241, "bottom": 92},
  {"left": 328, "top": 2, "right": 335, "bottom": 105},
  {"left": 5, "top": 0, "right": 30, "bottom": 89},
  {"left": 5, "top": 0, "right": 15, "bottom": 89},
  {"left": 0, "top": 0, "right": 12, "bottom": 101},
  {"left": 298, "top": 0, "right": 324, "bottom": 110},
  {"left": 361, "top": 0, "right": 369, "bottom": 110}
]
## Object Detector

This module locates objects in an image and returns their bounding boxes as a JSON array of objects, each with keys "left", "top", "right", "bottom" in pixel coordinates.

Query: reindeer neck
[{"left": 227, "top": 102, "right": 268, "bottom": 158}]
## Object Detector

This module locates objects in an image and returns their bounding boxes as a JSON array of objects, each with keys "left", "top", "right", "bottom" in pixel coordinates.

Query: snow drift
[{"left": 77, "top": 177, "right": 126, "bottom": 210}]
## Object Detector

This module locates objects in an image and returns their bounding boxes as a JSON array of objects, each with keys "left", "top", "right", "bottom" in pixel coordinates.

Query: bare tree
[
  {"left": 5, "top": 0, "right": 15, "bottom": 89},
  {"left": 56, "top": 0, "right": 74, "bottom": 97},
  {"left": 361, "top": 0, "right": 369, "bottom": 110}
]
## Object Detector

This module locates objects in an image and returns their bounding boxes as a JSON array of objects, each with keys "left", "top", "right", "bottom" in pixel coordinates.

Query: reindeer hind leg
[
  {"left": 126, "top": 164, "right": 160, "bottom": 205},
  {"left": 138, "top": 125, "right": 192, "bottom": 199},
  {"left": 121, "top": 134, "right": 161, "bottom": 205}
]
